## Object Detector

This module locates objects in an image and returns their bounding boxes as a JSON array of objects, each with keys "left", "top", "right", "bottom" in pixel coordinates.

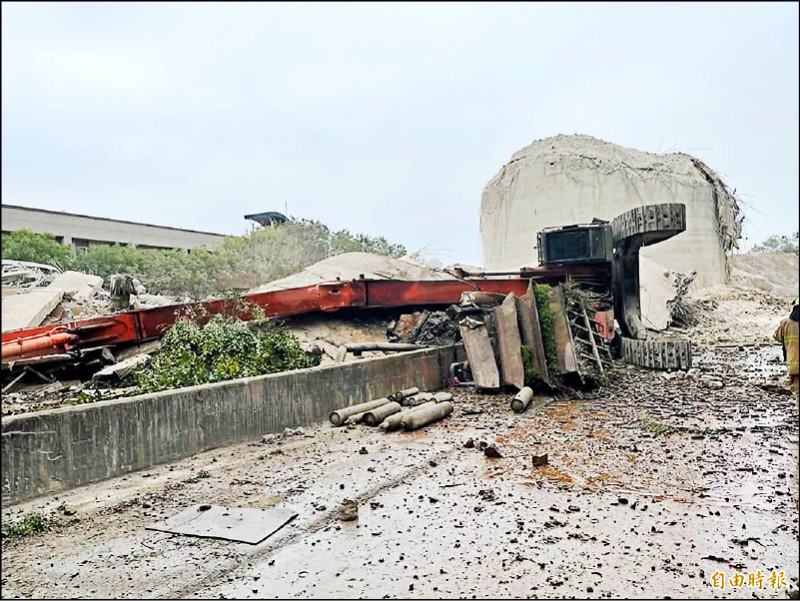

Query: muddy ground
[{"left": 2, "top": 335, "right": 798, "bottom": 599}]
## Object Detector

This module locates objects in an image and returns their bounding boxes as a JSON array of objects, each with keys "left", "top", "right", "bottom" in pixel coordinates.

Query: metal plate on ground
[{"left": 146, "top": 504, "right": 297, "bottom": 544}]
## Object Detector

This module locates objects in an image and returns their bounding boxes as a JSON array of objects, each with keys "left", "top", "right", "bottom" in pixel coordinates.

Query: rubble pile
[
  {"left": 248, "top": 251, "right": 459, "bottom": 294},
  {"left": 1, "top": 260, "right": 62, "bottom": 289},
  {"left": 452, "top": 282, "right": 611, "bottom": 394},
  {"left": 387, "top": 310, "right": 459, "bottom": 347},
  {"left": 2, "top": 263, "right": 185, "bottom": 333}
]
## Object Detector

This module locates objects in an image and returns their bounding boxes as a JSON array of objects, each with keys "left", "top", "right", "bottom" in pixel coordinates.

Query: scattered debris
[
  {"left": 336, "top": 499, "right": 358, "bottom": 522},
  {"left": 1, "top": 260, "right": 62, "bottom": 289},
  {"left": 532, "top": 454, "right": 549, "bottom": 467},
  {"left": 92, "top": 353, "right": 151, "bottom": 381},
  {"left": 483, "top": 445, "right": 502, "bottom": 458}
]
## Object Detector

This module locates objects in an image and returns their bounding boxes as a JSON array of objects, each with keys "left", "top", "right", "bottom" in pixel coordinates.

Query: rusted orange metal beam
[{"left": 2, "top": 265, "right": 607, "bottom": 364}]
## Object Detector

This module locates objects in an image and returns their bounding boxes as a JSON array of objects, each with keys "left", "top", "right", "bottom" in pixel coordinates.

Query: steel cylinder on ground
[
  {"left": 510, "top": 386, "right": 534, "bottom": 413},
  {"left": 330, "top": 398, "right": 390, "bottom": 426},
  {"left": 363, "top": 402, "right": 402, "bottom": 426},
  {"left": 346, "top": 410, "right": 371, "bottom": 425},
  {"left": 403, "top": 401, "right": 454, "bottom": 431},
  {"left": 390, "top": 387, "right": 419, "bottom": 403},
  {"left": 433, "top": 392, "right": 453, "bottom": 402},
  {"left": 404, "top": 393, "right": 436, "bottom": 407},
  {"left": 382, "top": 401, "right": 436, "bottom": 431}
]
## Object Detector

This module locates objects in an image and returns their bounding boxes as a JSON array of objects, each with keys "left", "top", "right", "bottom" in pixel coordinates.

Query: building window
[{"left": 73, "top": 238, "right": 91, "bottom": 253}]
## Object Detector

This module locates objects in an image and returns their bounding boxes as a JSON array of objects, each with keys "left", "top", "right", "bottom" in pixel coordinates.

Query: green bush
[
  {"left": 533, "top": 284, "right": 560, "bottom": 377},
  {"left": 751, "top": 231, "right": 798, "bottom": 255},
  {"left": 1, "top": 230, "right": 73, "bottom": 268},
  {"left": 1, "top": 511, "right": 61, "bottom": 541},
  {"left": 2, "top": 220, "right": 407, "bottom": 298},
  {"left": 135, "top": 315, "right": 321, "bottom": 393}
]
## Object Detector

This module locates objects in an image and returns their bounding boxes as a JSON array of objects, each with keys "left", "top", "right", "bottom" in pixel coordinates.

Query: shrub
[
  {"left": 1, "top": 511, "right": 61, "bottom": 542},
  {"left": 1, "top": 230, "right": 73, "bottom": 268},
  {"left": 135, "top": 315, "right": 321, "bottom": 393},
  {"left": 3, "top": 219, "right": 407, "bottom": 298},
  {"left": 751, "top": 231, "right": 799, "bottom": 255},
  {"left": 533, "top": 284, "right": 560, "bottom": 377}
]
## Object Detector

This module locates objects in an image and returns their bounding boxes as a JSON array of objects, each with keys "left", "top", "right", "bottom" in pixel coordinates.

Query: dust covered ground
[{"left": 2, "top": 297, "right": 799, "bottom": 599}]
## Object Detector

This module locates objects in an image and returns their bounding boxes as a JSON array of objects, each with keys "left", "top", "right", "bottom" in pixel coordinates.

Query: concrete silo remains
[{"left": 480, "top": 135, "right": 742, "bottom": 330}]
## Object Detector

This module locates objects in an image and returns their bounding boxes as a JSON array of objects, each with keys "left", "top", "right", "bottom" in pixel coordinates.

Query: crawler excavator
[{"left": 1, "top": 203, "right": 690, "bottom": 378}]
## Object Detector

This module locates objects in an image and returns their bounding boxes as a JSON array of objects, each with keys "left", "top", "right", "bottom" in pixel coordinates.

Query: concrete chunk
[
  {"left": 494, "top": 293, "right": 525, "bottom": 389},
  {"left": 548, "top": 285, "right": 578, "bottom": 374},
  {"left": 1, "top": 289, "right": 63, "bottom": 332},
  {"left": 458, "top": 320, "right": 500, "bottom": 389},
  {"left": 517, "top": 281, "right": 549, "bottom": 383},
  {"left": 47, "top": 271, "right": 103, "bottom": 301}
]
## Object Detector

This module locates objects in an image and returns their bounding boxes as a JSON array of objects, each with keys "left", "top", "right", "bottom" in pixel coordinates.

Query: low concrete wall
[{"left": 2, "top": 345, "right": 463, "bottom": 506}]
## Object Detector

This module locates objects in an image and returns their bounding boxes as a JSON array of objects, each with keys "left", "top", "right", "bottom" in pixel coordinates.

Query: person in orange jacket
[{"left": 774, "top": 297, "right": 799, "bottom": 401}]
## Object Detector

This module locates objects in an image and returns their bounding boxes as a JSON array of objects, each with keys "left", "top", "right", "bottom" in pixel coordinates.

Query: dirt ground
[{"left": 2, "top": 295, "right": 799, "bottom": 599}]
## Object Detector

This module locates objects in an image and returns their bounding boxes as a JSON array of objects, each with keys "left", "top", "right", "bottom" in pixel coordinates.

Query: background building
[{"left": 2, "top": 204, "right": 227, "bottom": 252}]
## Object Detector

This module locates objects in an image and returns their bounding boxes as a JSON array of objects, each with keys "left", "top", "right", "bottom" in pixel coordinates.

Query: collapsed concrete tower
[{"left": 480, "top": 135, "right": 742, "bottom": 329}]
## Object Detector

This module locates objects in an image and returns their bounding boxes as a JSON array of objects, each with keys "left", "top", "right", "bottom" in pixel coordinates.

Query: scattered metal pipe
[
  {"left": 403, "top": 393, "right": 436, "bottom": 407},
  {"left": 363, "top": 402, "right": 402, "bottom": 426},
  {"left": 381, "top": 401, "right": 436, "bottom": 431},
  {"left": 403, "top": 401, "right": 454, "bottom": 431},
  {"left": 389, "top": 386, "right": 419, "bottom": 403},
  {"left": 510, "top": 386, "right": 534, "bottom": 413},
  {"left": 346, "top": 343, "right": 425, "bottom": 355},
  {"left": 345, "top": 411, "right": 370, "bottom": 425},
  {"left": 329, "top": 398, "right": 391, "bottom": 426},
  {"left": 432, "top": 391, "right": 453, "bottom": 402}
]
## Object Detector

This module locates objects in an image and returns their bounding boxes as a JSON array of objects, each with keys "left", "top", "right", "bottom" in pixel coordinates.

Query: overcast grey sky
[{"left": 2, "top": 2, "right": 798, "bottom": 264}]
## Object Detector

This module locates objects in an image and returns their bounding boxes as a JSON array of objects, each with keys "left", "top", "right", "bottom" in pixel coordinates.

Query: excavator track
[{"left": 621, "top": 336, "right": 692, "bottom": 371}]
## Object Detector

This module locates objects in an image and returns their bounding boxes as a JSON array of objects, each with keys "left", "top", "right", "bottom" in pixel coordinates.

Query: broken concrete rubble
[
  {"left": 548, "top": 285, "right": 579, "bottom": 374},
  {"left": 1, "top": 260, "right": 62, "bottom": 289},
  {"left": 248, "top": 252, "right": 459, "bottom": 295},
  {"left": 1, "top": 288, "right": 64, "bottom": 332},
  {"left": 494, "top": 292, "right": 525, "bottom": 389},
  {"left": 458, "top": 318, "right": 500, "bottom": 389},
  {"left": 47, "top": 271, "right": 104, "bottom": 302},
  {"left": 517, "top": 282, "right": 549, "bottom": 382},
  {"left": 92, "top": 353, "right": 151, "bottom": 381}
]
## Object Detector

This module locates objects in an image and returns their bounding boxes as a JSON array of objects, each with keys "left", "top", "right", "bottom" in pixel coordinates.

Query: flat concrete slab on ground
[
  {"left": 1, "top": 289, "right": 63, "bottom": 332},
  {"left": 146, "top": 504, "right": 297, "bottom": 544}
]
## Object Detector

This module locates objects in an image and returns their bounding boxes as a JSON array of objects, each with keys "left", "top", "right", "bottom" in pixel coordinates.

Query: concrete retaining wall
[{"left": 2, "top": 345, "right": 463, "bottom": 506}]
